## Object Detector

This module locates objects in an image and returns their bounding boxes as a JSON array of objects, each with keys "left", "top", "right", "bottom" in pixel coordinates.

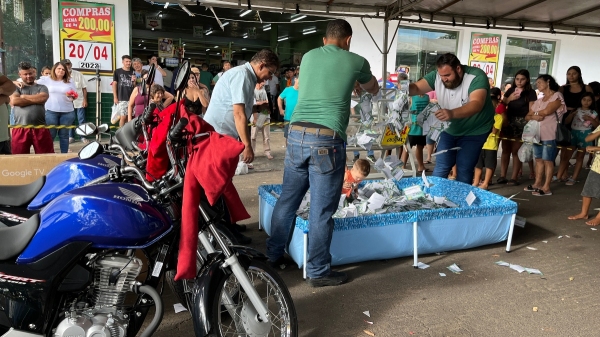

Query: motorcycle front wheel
[
  {"left": 209, "top": 259, "right": 298, "bottom": 337},
  {"left": 166, "top": 222, "right": 237, "bottom": 309}
]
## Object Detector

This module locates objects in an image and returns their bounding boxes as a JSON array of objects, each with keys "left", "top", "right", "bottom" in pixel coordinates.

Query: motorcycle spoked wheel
[
  {"left": 166, "top": 222, "right": 237, "bottom": 309},
  {"left": 209, "top": 260, "right": 298, "bottom": 337}
]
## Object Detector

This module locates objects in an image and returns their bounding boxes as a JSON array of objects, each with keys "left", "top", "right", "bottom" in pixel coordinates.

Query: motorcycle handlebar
[
  {"left": 142, "top": 102, "right": 157, "bottom": 124},
  {"left": 109, "top": 143, "right": 134, "bottom": 163},
  {"left": 121, "top": 166, "right": 156, "bottom": 191},
  {"left": 168, "top": 118, "right": 188, "bottom": 143},
  {"left": 84, "top": 173, "right": 110, "bottom": 186}
]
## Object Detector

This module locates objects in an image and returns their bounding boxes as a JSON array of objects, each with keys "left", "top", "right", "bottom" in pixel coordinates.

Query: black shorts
[
  {"left": 475, "top": 149, "right": 498, "bottom": 170},
  {"left": 408, "top": 135, "right": 426, "bottom": 146}
]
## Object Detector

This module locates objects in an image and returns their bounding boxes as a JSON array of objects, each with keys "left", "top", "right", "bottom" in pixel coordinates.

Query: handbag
[{"left": 555, "top": 111, "right": 571, "bottom": 146}]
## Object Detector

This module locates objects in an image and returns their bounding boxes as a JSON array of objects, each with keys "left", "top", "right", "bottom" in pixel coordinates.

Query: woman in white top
[{"left": 37, "top": 62, "right": 77, "bottom": 153}]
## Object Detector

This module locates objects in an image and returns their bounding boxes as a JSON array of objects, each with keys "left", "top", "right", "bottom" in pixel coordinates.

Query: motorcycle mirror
[
  {"left": 174, "top": 60, "right": 190, "bottom": 93},
  {"left": 75, "top": 123, "right": 97, "bottom": 136},
  {"left": 78, "top": 141, "right": 103, "bottom": 160},
  {"left": 147, "top": 64, "right": 156, "bottom": 87},
  {"left": 98, "top": 124, "right": 110, "bottom": 133}
]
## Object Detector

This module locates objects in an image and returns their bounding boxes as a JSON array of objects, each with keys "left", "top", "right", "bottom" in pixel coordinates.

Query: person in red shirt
[{"left": 342, "top": 159, "right": 370, "bottom": 199}]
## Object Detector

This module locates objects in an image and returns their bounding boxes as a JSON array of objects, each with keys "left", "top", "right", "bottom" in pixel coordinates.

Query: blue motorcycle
[
  {"left": 0, "top": 131, "right": 297, "bottom": 337},
  {"left": 0, "top": 61, "right": 297, "bottom": 337}
]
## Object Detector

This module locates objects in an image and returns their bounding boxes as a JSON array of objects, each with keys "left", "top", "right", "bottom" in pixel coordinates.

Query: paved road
[{"left": 68, "top": 128, "right": 600, "bottom": 336}]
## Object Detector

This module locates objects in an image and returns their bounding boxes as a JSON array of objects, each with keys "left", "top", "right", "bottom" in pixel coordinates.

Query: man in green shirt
[
  {"left": 198, "top": 63, "right": 214, "bottom": 92},
  {"left": 409, "top": 53, "right": 494, "bottom": 184},
  {"left": 267, "top": 19, "right": 379, "bottom": 287}
]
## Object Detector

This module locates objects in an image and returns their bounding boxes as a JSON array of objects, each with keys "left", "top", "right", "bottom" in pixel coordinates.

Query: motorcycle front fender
[{"left": 189, "top": 246, "right": 268, "bottom": 337}]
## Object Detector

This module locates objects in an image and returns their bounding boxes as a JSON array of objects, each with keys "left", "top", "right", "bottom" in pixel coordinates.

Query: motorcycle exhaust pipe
[{"left": 132, "top": 282, "right": 164, "bottom": 337}]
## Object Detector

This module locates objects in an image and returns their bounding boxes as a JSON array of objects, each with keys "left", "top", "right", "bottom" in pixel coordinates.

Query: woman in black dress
[{"left": 498, "top": 69, "right": 538, "bottom": 185}]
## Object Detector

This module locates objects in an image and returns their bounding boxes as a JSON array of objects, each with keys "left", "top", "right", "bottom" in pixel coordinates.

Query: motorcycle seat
[
  {"left": 0, "top": 213, "right": 39, "bottom": 260},
  {"left": 0, "top": 176, "right": 46, "bottom": 207}
]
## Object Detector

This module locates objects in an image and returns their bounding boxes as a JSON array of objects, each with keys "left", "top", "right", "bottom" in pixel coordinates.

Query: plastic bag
[
  {"left": 235, "top": 161, "right": 248, "bottom": 175},
  {"left": 522, "top": 120, "right": 540, "bottom": 144},
  {"left": 110, "top": 104, "right": 120, "bottom": 124},
  {"left": 518, "top": 143, "right": 533, "bottom": 163},
  {"left": 254, "top": 113, "right": 268, "bottom": 128}
]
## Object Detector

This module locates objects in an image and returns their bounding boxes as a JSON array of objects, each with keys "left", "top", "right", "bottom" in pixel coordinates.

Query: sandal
[
  {"left": 507, "top": 179, "right": 520, "bottom": 186},
  {"left": 565, "top": 178, "right": 576, "bottom": 186},
  {"left": 524, "top": 185, "right": 537, "bottom": 192},
  {"left": 497, "top": 177, "right": 508, "bottom": 184},
  {"left": 424, "top": 160, "right": 432, "bottom": 164},
  {"left": 532, "top": 189, "right": 553, "bottom": 196}
]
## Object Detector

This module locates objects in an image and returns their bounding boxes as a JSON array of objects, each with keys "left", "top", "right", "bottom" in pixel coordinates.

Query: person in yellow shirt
[{"left": 473, "top": 88, "right": 505, "bottom": 189}]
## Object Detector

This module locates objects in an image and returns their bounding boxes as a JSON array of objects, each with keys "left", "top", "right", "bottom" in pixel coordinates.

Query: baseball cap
[
  {"left": 191, "top": 67, "right": 200, "bottom": 74},
  {"left": 61, "top": 59, "right": 72, "bottom": 64}
]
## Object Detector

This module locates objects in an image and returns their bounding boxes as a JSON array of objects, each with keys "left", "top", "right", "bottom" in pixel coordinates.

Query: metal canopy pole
[{"left": 382, "top": 19, "right": 388, "bottom": 89}]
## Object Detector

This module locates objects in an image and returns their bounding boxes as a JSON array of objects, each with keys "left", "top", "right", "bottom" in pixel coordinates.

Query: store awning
[{"left": 172, "top": 0, "right": 600, "bottom": 36}]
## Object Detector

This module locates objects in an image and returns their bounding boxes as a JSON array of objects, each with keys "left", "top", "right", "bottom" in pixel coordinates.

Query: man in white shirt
[
  {"left": 62, "top": 59, "right": 88, "bottom": 143},
  {"left": 214, "top": 61, "right": 231, "bottom": 84},
  {"left": 265, "top": 71, "right": 280, "bottom": 122},
  {"left": 142, "top": 54, "right": 167, "bottom": 86}
]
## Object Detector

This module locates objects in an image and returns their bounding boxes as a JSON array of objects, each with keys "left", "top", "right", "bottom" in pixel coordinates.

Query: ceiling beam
[
  {"left": 556, "top": 4, "right": 600, "bottom": 24},
  {"left": 496, "top": 0, "right": 547, "bottom": 19},
  {"left": 431, "top": 0, "right": 462, "bottom": 14},
  {"left": 406, "top": 10, "right": 600, "bottom": 34},
  {"left": 387, "top": 0, "right": 426, "bottom": 20}
]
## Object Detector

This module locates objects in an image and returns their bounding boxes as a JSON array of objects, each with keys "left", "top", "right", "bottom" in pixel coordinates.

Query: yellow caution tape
[
  {"left": 499, "top": 137, "right": 585, "bottom": 153},
  {"left": 9, "top": 124, "right": 120, "bottom": 130}
]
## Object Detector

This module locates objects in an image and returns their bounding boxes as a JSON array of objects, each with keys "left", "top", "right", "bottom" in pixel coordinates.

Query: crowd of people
[
  {"left": 2, "top": 18, "right": 600, "bottom": 287},
  {"left": 0, "top": 59, "right": 87, "bottom": 154}
]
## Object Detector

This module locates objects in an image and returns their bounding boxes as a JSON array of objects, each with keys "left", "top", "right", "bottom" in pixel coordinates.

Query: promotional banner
[
  {"left": 158, "top": 38, "right": 174, "bottom": 58},
  {"left": 59, "top": 1, "right": 115, "bottom": 75},
  {"left": 146, "top": 15, "right": 162, "bottom": 30},
  {"left": 468, "top": 32, "right": 501, "bottom": 83},
  {"left": 221, "top": 48, "right": 232, "bottom": 61}
]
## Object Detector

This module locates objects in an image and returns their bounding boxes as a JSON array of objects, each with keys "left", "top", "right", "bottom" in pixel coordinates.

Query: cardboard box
[{"left": 0, "top": 153, "right": 77, "bottom": 185}]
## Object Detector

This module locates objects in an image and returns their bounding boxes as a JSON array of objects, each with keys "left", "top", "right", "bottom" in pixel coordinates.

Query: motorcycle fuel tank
[
  {"left": 28, "top": 154, "right": 121, "bottom": 211},
  {"left": 18, "top": 183, "right": 173, "bottom": 264}
]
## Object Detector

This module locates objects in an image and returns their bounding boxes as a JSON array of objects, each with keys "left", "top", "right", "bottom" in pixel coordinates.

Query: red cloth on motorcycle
[{"left": 145, "top": 101, "right": 250, "bottom": 280}]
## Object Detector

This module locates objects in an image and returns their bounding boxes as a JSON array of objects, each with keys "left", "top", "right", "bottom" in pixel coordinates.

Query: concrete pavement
[{"left": 66, "top": 128, "right": 600, "bottom": 336}]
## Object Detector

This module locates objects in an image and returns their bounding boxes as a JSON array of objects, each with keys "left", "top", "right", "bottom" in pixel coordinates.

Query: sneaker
[
  {"left": 353, "top": 154, "right": 360, "bottom": 163},
  {"left": 307, "top": 271, "right": 348, "bottom": 287},
  {"left": 366, "top": 155, "right": 376, "bottom": 164},
  {"left": 81, "top": 138, "right": 89, "bottom": 144},
  {"left": 68, "top": 137, "right": 74, "bottom": 144}
]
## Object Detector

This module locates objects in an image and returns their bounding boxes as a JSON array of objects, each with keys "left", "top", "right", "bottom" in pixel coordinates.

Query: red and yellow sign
[
  {"left": 59, "top": 1, "right": 116, "bottom": 75},
  {"left": 468, "top": 33, "right": 501, "bottom": 83},
  {"left": 381, "top": 125, "right": 410, "bottom": 147}
]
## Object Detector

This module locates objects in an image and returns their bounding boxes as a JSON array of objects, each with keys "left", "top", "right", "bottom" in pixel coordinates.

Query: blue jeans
[
  {"left": 46, "top": 110, "right": 75, "bottom": 153},
  {"left": 432, "top": 131, "right": 489, "bottom": 184},
  {"left": 533, "top": 140, "right": 557, "bottom": 161},
  {"left": 267, "top": 128, "right": 346, "bottom": 278},
  {"left": 69, "top": 107, "right": 86, "bottom": 138}
]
